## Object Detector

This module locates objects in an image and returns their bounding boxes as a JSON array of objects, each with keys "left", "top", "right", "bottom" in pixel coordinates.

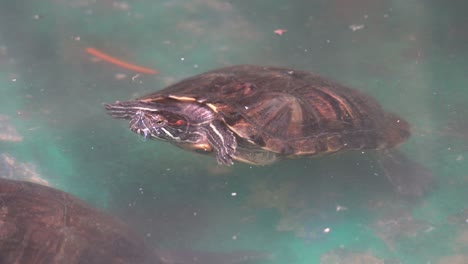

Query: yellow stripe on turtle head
[{"left": 167, "top": 95, "right": 198, "bottom": 102}]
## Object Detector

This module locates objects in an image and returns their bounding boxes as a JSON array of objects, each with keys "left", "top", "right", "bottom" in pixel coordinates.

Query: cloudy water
[{"left": 0, "top": 0, "right": 467, "bottom": 263}]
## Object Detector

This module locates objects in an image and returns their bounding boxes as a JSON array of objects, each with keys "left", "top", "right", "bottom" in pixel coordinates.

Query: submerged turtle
[
  {"left": 0, "top": 178, "right": 160, "bottom": 264},
  {"left": 105, "top": 65, "right": 410, "bottom": 166}
]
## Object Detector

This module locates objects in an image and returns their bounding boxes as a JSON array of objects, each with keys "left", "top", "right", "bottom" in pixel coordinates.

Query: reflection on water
[{"left": 0, "top": 0, "right": 467, "bottom": 263}]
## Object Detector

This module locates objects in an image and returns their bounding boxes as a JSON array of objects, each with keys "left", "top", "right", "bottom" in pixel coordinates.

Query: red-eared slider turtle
[
  {"left": 105, "top": 65, "right": 410, "bottom": 167},
  {"left": 0, "top": 178, "right": 160, "bottom": 264}
]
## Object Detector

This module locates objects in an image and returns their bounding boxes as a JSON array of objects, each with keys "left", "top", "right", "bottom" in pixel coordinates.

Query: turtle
[
  {"left": 0, "top": 178, "right": 273, "bottom": 264},
  {"left": 0, "top": 178, "right": 160, "bottom": 264},
  {"left": 105, "top": 64, "right": 410, "bottom": 167}
]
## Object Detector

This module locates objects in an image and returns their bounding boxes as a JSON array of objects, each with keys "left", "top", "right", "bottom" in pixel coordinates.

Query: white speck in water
[
  {"left": 193, "top": 211, "right": 198, "bottom": 216},
  {"left": 336, "top": 205, "right": 348, "bottom": 212},
  {"left": 361, "top": 151, "right": 366, "bottom": 154},
  {"left": 74, "top": 36, "right": 81, "bottom": 41},
  {"left": 326, "top": 39, "right": 331, "bottom": 43},
  {"left": 193, "top": 64, "right": 199, "bottom": 68},
  {"left": 244, "top": 106, "right": 249, "bottom": 110},
  {"left": 146, "top": 233, "right": 151, "bottom": 237},
  {"left": 180, "top": 57, "right": 185, "bottom": 61},
  {"left": 232, "top": 235, "right": 237, "bottom": 240},
  {"left": 131, "top": 74, "right": 141, "bottom": 81},
  {"left": 11, "top": 78, "right": 16, "bottom": 82},
  {"left": 287, "top": 71, "right": 294, "bottom": 75},
  {"left": 323, "top": 227, "right": 331, "bottom": 233},
  {"left": 349, "top": 24, "right": 365, "bottom": 32},
  {"left": 114, "top": 73, "right": 127, "bottom": 80},
  {"left": 231, "top": 192, "right": 237, "bottom": 197}
]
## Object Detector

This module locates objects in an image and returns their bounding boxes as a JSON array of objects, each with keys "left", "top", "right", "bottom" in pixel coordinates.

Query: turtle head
[
  {"left": 105, "top": 100, "right": 238, "bottom": 165},
  {"left": 105, "top": 101, "right": 192, "bottom": 142},
  {"left": 129, "top": 110, "right": 189, "bottom": 141}
]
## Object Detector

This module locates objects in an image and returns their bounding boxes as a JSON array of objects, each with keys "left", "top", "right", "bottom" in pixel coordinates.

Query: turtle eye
[
  {"left": 151, "top": 115, "right": 167, "bottom": 126},
  {"left": 155, "top": 118, "right": 167, "bottom": 126},
  {"left": 173, "top": 119, "right": 186, "bottom": 126}
]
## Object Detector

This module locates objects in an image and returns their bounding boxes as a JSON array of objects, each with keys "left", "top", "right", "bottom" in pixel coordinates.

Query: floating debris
[
  {"left": 336, "top": 205, "right": 348, "bottom": 212},
  {"left": 114, "top": 73, "right": 127, "bottom": 80},
  {"left": 349, "top": 24, "right": 365, "bottom": 32},
  {"left": 274, "top": 29, "right": 287, "bottom": 36},
  {"left": 0, "top": 115, "right": 23, "bottom": 142},
  {"left": 85, "top": 47, "right": 158, "bottom": 75}
]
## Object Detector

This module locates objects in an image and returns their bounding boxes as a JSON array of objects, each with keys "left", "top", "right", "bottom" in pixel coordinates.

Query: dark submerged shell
[
  {"left": 140, "top": 65, "right": 410, "bottom": 157},
  {"left": 0, "top": 178, "right": 160, "bottom": 264}
]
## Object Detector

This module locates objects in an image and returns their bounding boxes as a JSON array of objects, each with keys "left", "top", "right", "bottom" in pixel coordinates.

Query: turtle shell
[
  {"left": 138, "top": 65, "right": 410, "bottom": 161},
  {"left": 0, "top": 178, "right": 160, "bottom": 264}
]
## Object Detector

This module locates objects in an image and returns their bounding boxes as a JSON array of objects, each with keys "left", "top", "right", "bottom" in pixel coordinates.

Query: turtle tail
[{"left": 381, "top": 112, "right": 411, "bottom": 148}]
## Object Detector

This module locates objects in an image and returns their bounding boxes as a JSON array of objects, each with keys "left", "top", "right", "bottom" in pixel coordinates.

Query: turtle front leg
[{"left": 203, "top": 120, "right": 237, "bottom": 166}]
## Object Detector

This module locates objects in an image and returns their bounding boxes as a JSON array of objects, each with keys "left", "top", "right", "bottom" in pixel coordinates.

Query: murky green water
[{"left": 1, "top": 0, "right": 467, "bottom": 263}]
